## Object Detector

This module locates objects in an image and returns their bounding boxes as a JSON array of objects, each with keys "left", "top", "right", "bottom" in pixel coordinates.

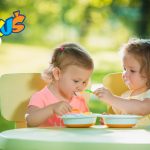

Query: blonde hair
[
  {"left": 120, "top": 38, "right": 150, "bottom": 88},
  {"left": 42, "top": 43, "right": 94, "bottom": 83}
]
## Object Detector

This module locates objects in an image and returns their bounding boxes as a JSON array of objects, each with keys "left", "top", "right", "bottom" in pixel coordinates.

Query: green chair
[{"left": 0, "top": 73, "right": 46, "bottom": 128}]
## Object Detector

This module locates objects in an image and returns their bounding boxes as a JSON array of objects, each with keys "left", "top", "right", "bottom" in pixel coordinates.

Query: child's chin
[
  {"left": 125, "top": 83, "right": 131, "bottom": 89},
  {"left": 66, "top": 94, "right": 73, "bottom": 100},
  {"left": 127, "top": 86, "right": 132, "bottom": 90},
  {"left": 67, "top": 92, "right": 78, "bottom": 99}
]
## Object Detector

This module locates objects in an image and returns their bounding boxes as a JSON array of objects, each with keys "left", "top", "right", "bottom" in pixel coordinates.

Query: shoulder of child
[
  {"left": 32, "top": 86, "right": 47, "bottom": 96},
  {"left": 121, "top": 90, "right": 130, "bottom": 97}
]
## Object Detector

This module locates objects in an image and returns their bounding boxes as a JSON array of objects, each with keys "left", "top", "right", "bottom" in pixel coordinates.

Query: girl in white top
[{"left": 94, "top": 38, "right": 150, "bottom": 127}]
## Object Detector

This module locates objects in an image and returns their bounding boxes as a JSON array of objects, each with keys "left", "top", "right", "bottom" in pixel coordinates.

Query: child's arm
[
  {"left": 94, "top": 87, "right": 150, "bottom": 115},
  {"left": 108, "top": 96, "right": 150, "bottom": 115},
  {"left": 26, "top": 101, "right": 72, "bottom": 127}
]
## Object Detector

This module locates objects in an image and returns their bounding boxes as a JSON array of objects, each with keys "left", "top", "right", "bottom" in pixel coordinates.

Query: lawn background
[
  {"left": 0, "top": 43, "right": 122, "bottom": 131},
  {"left": 1, "top": 0, "right": 149, "bottom": 131}
]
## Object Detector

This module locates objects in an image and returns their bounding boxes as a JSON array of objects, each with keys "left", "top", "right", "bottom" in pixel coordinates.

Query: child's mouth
[{"left": 125, "top": 80, "right": 130, "bottom": 85}]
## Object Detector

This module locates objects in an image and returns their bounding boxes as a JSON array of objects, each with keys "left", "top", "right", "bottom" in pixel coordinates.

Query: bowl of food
[
  {"left": 62, "top": 113, "right": 97, "bottom": 128},
  {"left": 100, "top": 114, "right": 142, "bottom": 128}
]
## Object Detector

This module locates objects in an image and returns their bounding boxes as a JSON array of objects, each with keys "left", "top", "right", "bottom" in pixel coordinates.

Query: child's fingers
[
  {"left": 61, "top": 101, "right": 72, "bottom": 107},
  {"left": 94, "top": 89, "right": 104, "bottom": 97},
  {"left": 53, "top": 101, "right": 72, "bottom": 115},
  {"left": 93, "top": 90, "right": 100, "bottom": 95},
  {"left": 68, "top": 105, "right": 73, "bottom": 112},
  {"left": 65, "top": 102, "right": 72, "bottom": 112},
  {"left": 62, "top": 101, "right": 72, "bottom": 112},
  {"left": 60, "top": 109, "right": 68, "bottom": 115},
  {"left": 99, "top": 117, "right": 105, "bottom": 125},
  {"left": 64, "top": 106, "right": 72, "bottom": 113},
  {"left": 94, "top": 87, "right": 104, "bottom": 93},
  {"left": 58, "top": 107, "right": 70, "bottom": 115}
]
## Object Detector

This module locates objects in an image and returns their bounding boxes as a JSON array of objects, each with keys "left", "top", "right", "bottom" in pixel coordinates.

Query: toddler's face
[
  {"left": 122, "top": 53, "right": 147, "bottom": 92},
  {"left": 57, "top": 65, "right": 93, "bottom": 100}
]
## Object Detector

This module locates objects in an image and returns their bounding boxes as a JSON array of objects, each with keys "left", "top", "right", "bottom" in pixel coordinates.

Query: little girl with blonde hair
[
  {"left": 26, "top": 43, "right": 94, "bottom": 127},
  {"left": 95, "top": 39, "right": 150, "bottom": 127}
]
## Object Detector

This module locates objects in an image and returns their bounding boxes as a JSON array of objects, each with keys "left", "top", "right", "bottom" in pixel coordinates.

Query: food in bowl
[
  {"left": 62, "top": 113, "right": 97, "bottom": 128},
  {"left": 71, "top": 108, "right": 81, "bottom": 114},
  {"left": 101, "top": 114, "right": 142, "bottom": 128}
]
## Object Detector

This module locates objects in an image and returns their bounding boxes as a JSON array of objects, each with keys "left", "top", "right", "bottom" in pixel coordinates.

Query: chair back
[
  {"left": 0, "top": 73, "right": 46, "bottom": 128},
  {"left": 102, "top": 73, "right": 129, "bottom": 114},
  {"left": 103, "top": 72, "right": 128, "bottom": 96}
]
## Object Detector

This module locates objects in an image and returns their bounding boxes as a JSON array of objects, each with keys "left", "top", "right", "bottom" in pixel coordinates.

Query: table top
[{"left": 1, "top": 125, "right": 150, "bottom": 150}]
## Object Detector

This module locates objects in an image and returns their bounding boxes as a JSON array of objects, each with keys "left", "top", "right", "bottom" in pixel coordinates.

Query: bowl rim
[
  {"left": 61, "top": 114, "right": 97, "bottom": 119},
  {"left": 99, "top": 114, "right": 142, "bottom": 119}
]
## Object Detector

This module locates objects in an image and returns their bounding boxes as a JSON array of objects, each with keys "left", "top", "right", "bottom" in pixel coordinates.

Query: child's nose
[
  {"left": 76, "top": 87, "right": 82, "bottom": 92},
  {"left": 123, "top": 71, "right": 129, "bottom": 78},
  {"left": 77, "top": 84, "right": 86, "bottom": 92}
]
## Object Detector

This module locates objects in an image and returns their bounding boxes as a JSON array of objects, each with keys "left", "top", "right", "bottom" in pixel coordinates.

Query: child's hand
[
  {"left": 94, "top": 87, "right": 113, "bottom": 101},
  {"left": 99, "top": 112, "right": 108, "bottom": 125},
  {"left": 99, "top": 117, "right": 105, "bottom": 125},
  {"left": 52, "top": 101, "right": 72, "bottom": 116}
]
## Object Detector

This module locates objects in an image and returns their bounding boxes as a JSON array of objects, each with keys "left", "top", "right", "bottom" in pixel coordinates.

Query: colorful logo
[{"left": 0, "top": 10, "right": 26, "bottom": 37}]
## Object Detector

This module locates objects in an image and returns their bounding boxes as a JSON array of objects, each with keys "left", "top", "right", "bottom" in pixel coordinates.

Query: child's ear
[{"left": 52, "top": 67, "right": 61, "bottom": 80}]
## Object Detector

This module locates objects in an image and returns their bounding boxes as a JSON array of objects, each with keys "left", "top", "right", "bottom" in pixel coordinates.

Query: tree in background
[{"left": 0, "top": 0, "right": 149, "bottom": 47}]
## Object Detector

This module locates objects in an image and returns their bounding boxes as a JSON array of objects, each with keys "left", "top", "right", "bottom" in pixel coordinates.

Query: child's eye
[
  {"left": 130, "top": 70, "right": 136, "bottom": 73},
  {"left": 74, "top": 80, "right": 79, "bottom": 83},
  {"left": 83, "top": 81, "right": 87, "bottom": 84}
]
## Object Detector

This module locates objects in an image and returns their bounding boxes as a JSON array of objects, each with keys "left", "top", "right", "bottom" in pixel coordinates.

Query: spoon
[{"left": 84, "top": 89, "right": 93, "bottom": 94}]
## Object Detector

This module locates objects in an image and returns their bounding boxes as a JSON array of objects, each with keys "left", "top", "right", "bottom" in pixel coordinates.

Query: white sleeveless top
[{"left": 121, "top": 89, "right": 150, "bottom": 127}]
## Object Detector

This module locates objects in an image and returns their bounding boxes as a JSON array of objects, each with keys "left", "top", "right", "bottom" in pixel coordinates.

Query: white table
[{"left": 0, "top": 125, "right": 150, "bottom": 150}]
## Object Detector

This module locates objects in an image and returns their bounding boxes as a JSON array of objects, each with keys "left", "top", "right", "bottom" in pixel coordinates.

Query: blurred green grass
[
  {"left": 0, "top": 43, "right": 122, "bottom": 131},
  {"left": 0, "top": 113, "right": 15, "bottom": 131}
]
